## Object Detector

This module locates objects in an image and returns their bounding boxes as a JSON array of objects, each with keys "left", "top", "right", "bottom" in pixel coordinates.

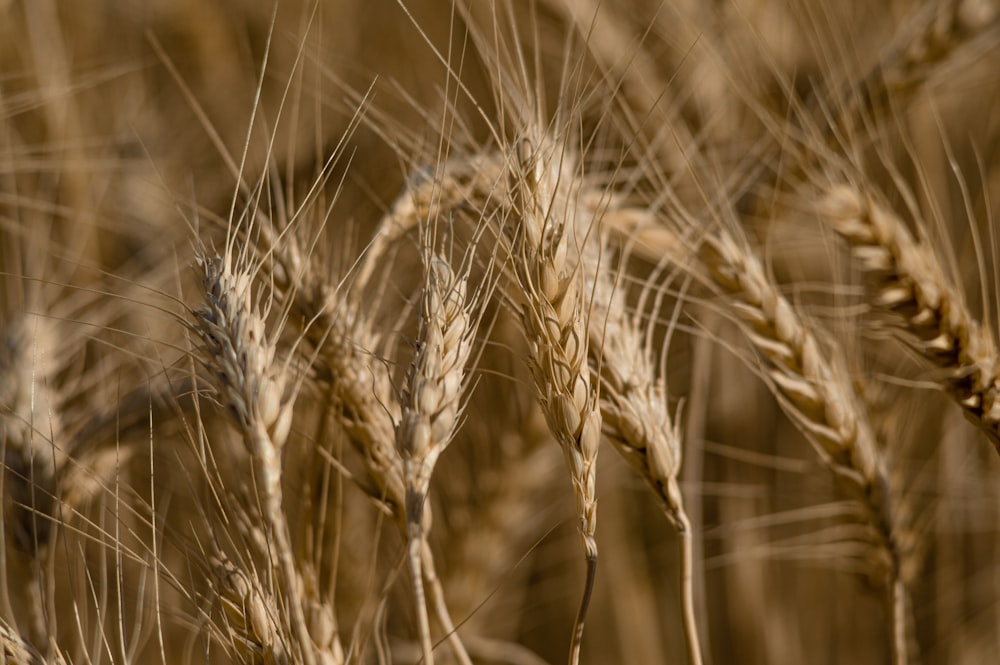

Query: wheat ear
[
  {"left": 697, "top": 226, "right": 914, "bottom": 664},
  {"left": 262, "top": 220, "right": 474, "bottom": 664},
  {"left": 819, "top": 183, "right": 1000, "bottom": 453},
  {"left": 192, "top": 253, "right": 321, "bottom": 665},
  {"left": 586, "top": 248, "right": 703, "bottom": 665},
  {"left": 505, "top": 135, "right": 601, "bottom": 665},
  {"left": 397, "top": 251, "right": 478, "bottom": 665}
]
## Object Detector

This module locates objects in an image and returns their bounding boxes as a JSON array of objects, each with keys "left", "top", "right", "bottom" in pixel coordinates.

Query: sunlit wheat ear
[
  {"left": 503, "top": 133, "right": 601, "bottom": 665},
  {"left": 585, "top": 241, "right": 703, "bottom": 665},
  {"left": 191, "top": 251, "right": 330, "bottom": 665},
  {"left": 820, "top": 183, "right": 1000, "bottom": 454},
  {"left": 694, "top": 224, "right": 915, "bottom": 664},
  {"left": 396, "top": 249, "right": 480, "bottom": 665}
]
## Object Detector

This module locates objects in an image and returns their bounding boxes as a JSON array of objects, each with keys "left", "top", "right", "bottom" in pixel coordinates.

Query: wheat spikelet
[
  {"left": 819, "top": 183, "right": 1000, "bottom": 454},
  {"left": 0, "top": 617, "right": 53, "bottom": 665},
  {"left": 211, "top": 553, "right": 287, "bottom": 665}
]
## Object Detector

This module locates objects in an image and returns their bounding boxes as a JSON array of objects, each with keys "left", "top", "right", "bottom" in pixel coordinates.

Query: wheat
[
  {"left": 210, "top": 553, "right": 287, "bottom": 665},
  {"left": 2, "top": 1, "right": 1000, "bottom": 663},
  {"left": 192, "top": 251, "right": 329, "bottom": 665},
  {"left": 695, "top": 224, "right": 915, "bottom": 664},
  {"left": 819, "top": 182, "right": 1000, "bottom": 454},
  {"left": 0, "top": 617, "right": 46, "bottom": 665},
  {"left": 841, "top": 0, "right": 998, "bottom": 129},
  {"left": 503, "top": 133, "right": 602, "bottom": 665},
  {"left": 397, "top": 248, "right": 479, "bottom": 665}
]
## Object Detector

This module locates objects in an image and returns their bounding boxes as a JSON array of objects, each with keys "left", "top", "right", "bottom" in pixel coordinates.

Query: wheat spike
[
  {"left": 192, "top": 252, "right": 324, "bottom": 665},
  {"left": 397, "top": 250, "right": 479, "bottom": 665},
  {"left": 504, "top": 133, "right": 602, "bottom": 665},
  {"left": 820, "top": 183, "right": 1000, "bottom": 454},
  {"left": 696, "top": 224, "right": 914, "bottom": 664}
]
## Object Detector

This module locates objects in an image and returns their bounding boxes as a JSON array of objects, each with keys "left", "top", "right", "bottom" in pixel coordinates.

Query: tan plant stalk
[
  {"left": 696, "top": 227, "right": 913, "bottom": 665},
  {"left": 586, "top": 249, "right": 703, "bottom": 665},
  {"left": 504, "top": 134, "right": 602, "bottom": 665},
  {"left": 192, "top": 253, "right": 324, "bottom": 665},
  {"left": 818, "top": 183, "right": 1000, "bottom": 452},
  {"left": 396, "top": 251, "right": 478, "bottom": 665}
]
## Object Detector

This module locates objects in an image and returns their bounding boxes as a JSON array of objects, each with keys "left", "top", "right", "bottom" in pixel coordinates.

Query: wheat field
[{"left": 2, "top": 1, "right": 999, "bottom": 663}]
